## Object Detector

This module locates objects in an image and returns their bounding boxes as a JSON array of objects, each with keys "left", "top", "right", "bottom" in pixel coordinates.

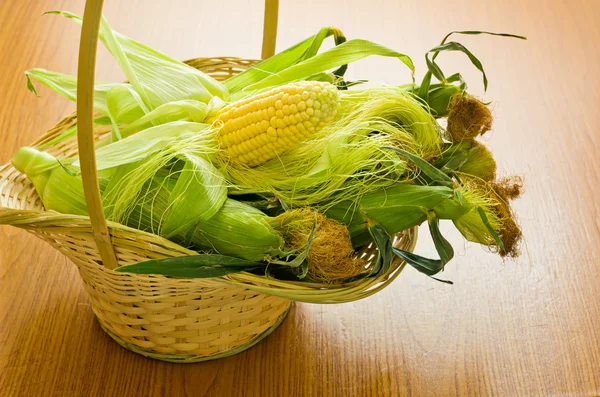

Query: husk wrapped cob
[{"left": 12, "top": 11, "right": 525, "bottom": 284}]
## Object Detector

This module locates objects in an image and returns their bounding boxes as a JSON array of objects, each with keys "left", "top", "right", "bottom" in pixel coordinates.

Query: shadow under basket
[{"left": 0, "top": 57, "right": 417, "bottom": 362}]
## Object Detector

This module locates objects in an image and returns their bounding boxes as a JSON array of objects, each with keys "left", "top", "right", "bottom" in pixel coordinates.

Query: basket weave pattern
[{"left": 0, "top": 57, "right": 415, "bottom": 362}]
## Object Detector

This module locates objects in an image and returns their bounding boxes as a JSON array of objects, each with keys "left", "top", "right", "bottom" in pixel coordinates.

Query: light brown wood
[{"left": 1, "top": 0, "right": 599, "bottom": 396}]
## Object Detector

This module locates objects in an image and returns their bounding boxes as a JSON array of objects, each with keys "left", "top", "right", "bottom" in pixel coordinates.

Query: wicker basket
[{"left": 0, "top": 0, "right": 416, "bottom": 362}]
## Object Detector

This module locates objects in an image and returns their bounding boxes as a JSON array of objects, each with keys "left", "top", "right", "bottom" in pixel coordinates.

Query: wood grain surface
[{"left": 1, "top": 0, "right": 599, "bottom": 396}]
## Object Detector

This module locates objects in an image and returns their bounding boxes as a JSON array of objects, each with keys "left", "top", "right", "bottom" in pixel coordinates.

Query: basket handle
[
  {"left": 261, "top": 0, "right": 279, "bottom": 59},
  {"left": 76, "top": 0, "right": 279, "bottom": 270},
  {"left": 77, "top": 0, "right": 118, "bottom": 270}
]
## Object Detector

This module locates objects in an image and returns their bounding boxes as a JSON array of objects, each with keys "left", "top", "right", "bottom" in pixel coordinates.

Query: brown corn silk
[
  {"left": 446, "top": 94, "right": 493, "bottom": 141},
  {"left": 268, "top": 208, "right": 365, "bottom": 283}
]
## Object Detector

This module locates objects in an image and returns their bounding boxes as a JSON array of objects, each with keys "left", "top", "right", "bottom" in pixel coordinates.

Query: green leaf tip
[
  {"left": 25, "top": 75, "right": 39, "bottom": 97},
  {"left": 392, "top": 213, "right": 454, "bottom": 284},
  {"left": 424, "top": 30, "right": 527, "bottom": 92}
]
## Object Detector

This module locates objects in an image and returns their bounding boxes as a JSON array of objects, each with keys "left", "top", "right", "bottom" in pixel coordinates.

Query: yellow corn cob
[{"left": 210, "top": 81, "right": 339, "bottom": 167}]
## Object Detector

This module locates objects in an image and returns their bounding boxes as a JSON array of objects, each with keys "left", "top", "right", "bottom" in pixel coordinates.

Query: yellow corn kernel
[{"left": 209, "top": 81, "right": 339, "bottom": 167}]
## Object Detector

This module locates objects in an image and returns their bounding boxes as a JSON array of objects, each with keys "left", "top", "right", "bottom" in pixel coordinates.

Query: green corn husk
[
  {"left": 452, "top": 177, "right": 522, "bottom": 257},
  {"left": 434, "top": 140, "right": 497, "bottom": 181},
  {"left": 459, "top": 142, "right": 497, "bottom": 181},
  {"left": 126, "top": 169, "right": 283, "bottom": 261},
  {"left": 400, "top": 82, "right": 464, "bottom": 117},
  {"left": 47, "top": 11, "right": 229, "bottom": 107},
  {"left": 12, "top": 147, "right": 282, "bottom": 262},
  {"left": 325, "top": 183, "right": 454, "bottom": 246},
  {"left": 323, "top": 182, "right": 493, "bottom": 249}
]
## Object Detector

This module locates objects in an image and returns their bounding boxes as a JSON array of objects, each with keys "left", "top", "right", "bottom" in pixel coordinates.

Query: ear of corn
[
  {"left": 325, "top": 184, "right": 455, "bottom": 247},
  {"left": 127, "top": 171, "right": 283, "bottom": 261},
  {"left": 458, "top": 142, "right": 497, "bottom": 181},
  {"left": 433, "top": 140, "right": 497, "bottom": 182},
  {"left": 210, "top": 81, "right": 339, "bottom": 167},
  {"left": 12, "top": 148, "right": 283, "bottom": 262},
  {"left": 220, "top": 86, "right": 443, "bottom": 208}
]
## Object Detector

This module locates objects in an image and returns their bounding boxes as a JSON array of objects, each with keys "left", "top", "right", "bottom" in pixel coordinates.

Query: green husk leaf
[
  {"left": 425, "top": 83, "right": 464, "bottom": 117},
  {"left": 441, "top": 153, "right": 469, "bottom": 172},
  {"left": 458, "top": 144, "right": 497, "bottom": 181},
  {"left": 36, "top": 125, "right": 77, "bottom": 150},
  {"left": 382, "top": 147, "right": 454, "bottom": 187},
  {"left": 25, "top": 68, "right": 129, "bottom": 115},
  {"left": 225, "top": 26, "right": 346, "bottom": 93},
  {"left": 419, "top": 31, "right": 524, "bottom": 104},
  {"left": 392, "top": 248, "right": 443, "bottom": 275},
  {"left": 238, "top": 39, "right": 414, "bottom": 94},
  {"left": 477, "top": 206, "right": 504, "bottom": 249},
  {"left": 161, "top": 155, "right": 227, "bottom": 238},
  {"left": 72, "top": 121, "right": 208, "bottom": 170},
  {"left": 326, "top": 184, "right": 454, "bottom": 247},
  {"left": 417, "top": 71, "right": 433, "bottom": 101},
  {"left": 407, "top": 79, "right": 465, "bottom": 117},
  {"left": 179, "top": 199, "right": 283, "bottom": 262},
  {"left": 25, "top": 68, "right": 78, "bottom": 102},
  {"left": 26, "top": 75, "right": 39, "bottom": 97},
  {"left": 429, "top": 41, "right": 489, "bottom": 90},
  {"left": 114, "top": 254, "right": 262, "bottom": 278},
  {"left": 432, "top": 191, "right": 473, "bottom": 219},
  {"left": 392, "top": 248, "right": 454, "bottom": 284},
  {"left": 427, "top": 31, "right": 526, "bottom": 91},
  {"left": 446, "top": 72, "right": 467, "bottom": 85},
  {"left": 366, "top": 221, "right": 394, "bottom": 276},
  {"left": 436, "top": 31, "right": 527, "bottom": 55},
  {"left": 120, "top": 100, "right": 208, "bottom": 138},
  {"left": 49, "top": 10, "right": 228, "bottom": 109},
  {"left": 455, "top": 190, "right": 467, "bottom": 207},
  {"left": 425, "top": 56, "right": 446, "bottom": 85},
  {"left": 428, "top": 212, "right": 454, "bottom": 265},
  {"left": 392, "top": 212, "right": 453, "bottom": 283},
  {"left": 104, "top": 84, "right": 149, "bottom": 140},
  {"left": 94, "top": 116, "right": 112, "bottom": 125},
  {"left": 25, "top": 68, "right": 149, "bottom": 138},
  {"left": 11, "top": 146, "right": 61, "bottom": 176},
  {"left": 56, "top": 158, "right": 77, "bottom": 177},
  {"left": 102, "top": 161, "right": 142, "bottom": 219},
  {"left": 432, "top": 141, "right": 472, "bottom": 169},
  {"left": 298, "top": 258, "right": 310, "bottom": 279}
]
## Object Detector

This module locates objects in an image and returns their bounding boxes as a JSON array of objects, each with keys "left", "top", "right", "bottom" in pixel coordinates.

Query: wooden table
[{"left": 1, "top": 1, "right": 599, "bottom": 396}]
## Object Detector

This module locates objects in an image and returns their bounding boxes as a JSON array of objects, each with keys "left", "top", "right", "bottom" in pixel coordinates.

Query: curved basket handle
[
  {"left": 261, "top": 0, "right": 279, "bottom": 59},
  {"left": 77, "top": 0, "right": 280, "bottom": 270},
  {"left": 77, "top": 0, "right": 118, "bottom": 270}
]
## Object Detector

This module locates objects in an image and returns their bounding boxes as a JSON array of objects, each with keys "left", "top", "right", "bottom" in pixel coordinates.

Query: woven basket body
[{"left": 0, "top": 58, "right": 296, "bottom": 362}]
